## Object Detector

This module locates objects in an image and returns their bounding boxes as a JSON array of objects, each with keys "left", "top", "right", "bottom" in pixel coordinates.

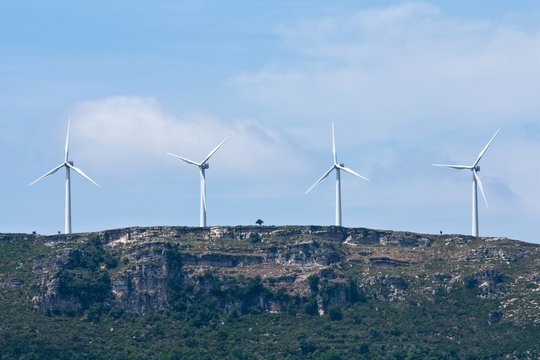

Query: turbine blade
[
  {"left": 473, "top": 170, "right": 489, "bottom": 209},
  {"left": 432, "top": 164, "right": 472, "bottom": 170},
  {"left": 167, "top": 152, "right": 200, "bottom": 166},
  {"left": 336, "top": 165, "right": 370, "bottom": 182},
  {"left": 332, "top": 121, "right": 337, "bottom": 164},
  {"left": 28, "top": 163, "right": 65, "bottom": 186},
  {"left": 473, "top": 128, "right": 500, "bottom": 167},
  {"left": 305, "top": 166, "right": 335, "bottom": 195},
  {"left": 65, "top": 117, "right": 71, "bottom": 162},
  {"left": 66, "top": 162, "right": 100, "bottom": 187},
  {"left": 202, "top": 134, "right": 232, "bottom": 165}
]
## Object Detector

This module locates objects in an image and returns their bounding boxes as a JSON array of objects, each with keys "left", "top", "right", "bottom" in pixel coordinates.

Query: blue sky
[{"left": 1, "top": 1, "right": 539, "bottom": 243}]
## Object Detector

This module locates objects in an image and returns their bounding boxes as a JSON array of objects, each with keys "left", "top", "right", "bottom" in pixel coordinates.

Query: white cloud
[
  {"left": 232, "top": 2, "right": 540, "bottom": 143},
  {"left": 228, "top": 2, "right": 540, "bottom": 241},
  {"left": 52, "top": 4, "right": 539, "bottom": 241},
  {"left": 70, "top": 96, "right": 306, "bottom": 178}
]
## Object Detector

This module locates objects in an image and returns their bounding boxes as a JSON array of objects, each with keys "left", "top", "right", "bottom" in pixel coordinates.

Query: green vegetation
[
  {"left": 1, "top": 292, "right": 538, "bottom": 359},
  {"left": 0, "top": 227, "right": 538, "bottom": 359},
  {"left": 54, "top": 237, "right": 118, "bottom": 316}
]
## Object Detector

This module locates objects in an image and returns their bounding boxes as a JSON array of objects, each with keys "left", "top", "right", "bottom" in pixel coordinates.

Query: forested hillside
[{"left": 1, "top": 226, "right": 539, "bottom": 359}]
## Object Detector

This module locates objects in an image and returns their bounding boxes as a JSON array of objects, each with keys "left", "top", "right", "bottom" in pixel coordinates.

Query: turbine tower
[
  {"left": 305, "top": 122, "right": 370, "bottom": 226},
  {"left": 168, "top": 135, "right": 231, "bottom": 227},
  {"left": 433, "top": 129, "right": 500, "bottom": 237},
  {"left": 29, "top": 118, "right": 100, "bottom": 234}
]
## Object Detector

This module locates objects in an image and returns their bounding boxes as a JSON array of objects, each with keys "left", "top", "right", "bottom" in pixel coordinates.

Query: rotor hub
[
  {"left": 201, "top": 163, "right": 209, "bottom": 170},
  {"left": 474, "top": 165, "right": 480, "bottom": 172}
]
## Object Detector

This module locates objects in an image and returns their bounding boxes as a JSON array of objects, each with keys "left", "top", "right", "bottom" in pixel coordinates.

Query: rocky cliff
[
  {"left": 1, "top": 226, "right": 539, "bottom": 359},
  {"left": 22, "top": 226, "right": 539, "bottom": 324}
]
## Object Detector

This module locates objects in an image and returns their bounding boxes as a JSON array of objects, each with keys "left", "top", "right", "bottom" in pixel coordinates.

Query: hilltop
[{"left": 1, "top": 226, "right": 539, "bottom": 359}]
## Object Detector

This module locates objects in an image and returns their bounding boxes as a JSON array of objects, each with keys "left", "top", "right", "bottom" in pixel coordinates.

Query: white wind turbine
[
  {"left": 433, "top": 129, "right": 500, "bottom": 237},
  {"left": 305, "top": 122, "right": 370, "bottom": 227},
  {"left": 29, "top": 118, "right": 100, "bottom": 234},
  {"left": 167, "top": 135, "right": 231, "bottom": 227}
]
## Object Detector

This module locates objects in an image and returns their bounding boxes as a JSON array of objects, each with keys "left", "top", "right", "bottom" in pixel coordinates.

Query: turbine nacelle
[
  {"left": 167, "top": 134, "right": 232, "bottom": 227},
  {"left": 433, "top": 128, "right": 500, "bottom": 237},
  {"left": 29, "top": 118, "right": 100, "bottom": 234},
  {"left": 305, "top": 121, "right": 370, "bottom": 226}
]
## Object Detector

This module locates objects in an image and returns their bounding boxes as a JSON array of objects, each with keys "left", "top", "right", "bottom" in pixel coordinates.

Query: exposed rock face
[
  {"left": 33, "top": 248, "right": 86, "bottom": 313},
  {"left": 468, "top": 269, "right": 508, "bottom": 299},
  {"left": 466, "top": 246, "right": 526, "bottom": 262},
  {"left": 368, "top": 257, "right": 411, "bottom": 267},
  {"left": 364, "top": 274, "right": 409, "bottom": 301},
  {"left": 431, "top": 273, "right": 454, "bottom": 283},
  {"left": 110, "top": 242, "right": 182, "bottom": 313},
  {"left": 23, "top": 226, "right": 539, "bottom": 325}
]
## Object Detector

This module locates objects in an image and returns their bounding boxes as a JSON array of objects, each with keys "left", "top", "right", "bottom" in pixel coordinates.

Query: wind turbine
[
  {"left": 305, "top": 122, "right": 370, "bottom": 227},
  {"left": 29, "top": 118, "right": 100, "bottom": 234},
  {"left": 433, "top": 129, "right": 500, "bottom": 237},
  {"left": 167, "top": 135, "right": 231, "bottom": 227}
]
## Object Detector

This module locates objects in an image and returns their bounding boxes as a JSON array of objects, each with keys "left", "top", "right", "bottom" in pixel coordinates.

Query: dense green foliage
[
  {"left": 1, "top": 289, "right": 539, "bottom": 359},
  {"left": 58, "top": 239, "right": 116, "bottom": 310},
  {"left": 0, "top": 229, "right": 539, "bottom": 359}
]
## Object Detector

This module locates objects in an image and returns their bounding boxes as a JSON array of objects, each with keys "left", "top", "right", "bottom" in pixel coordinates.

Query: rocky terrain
[{"left": 1, "top": 226, "right": 539, "bottom": 359}]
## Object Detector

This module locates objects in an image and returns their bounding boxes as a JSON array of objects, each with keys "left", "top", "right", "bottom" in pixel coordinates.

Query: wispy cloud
[
  {"left": 232, "top": 2, "right": 540, "bottom": 141},
  {"left": 70, "top": 96, "right": 306, "bottom": 178},
  {"left": 229, "top": 2, "right": 540, "bottom": 239}
]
